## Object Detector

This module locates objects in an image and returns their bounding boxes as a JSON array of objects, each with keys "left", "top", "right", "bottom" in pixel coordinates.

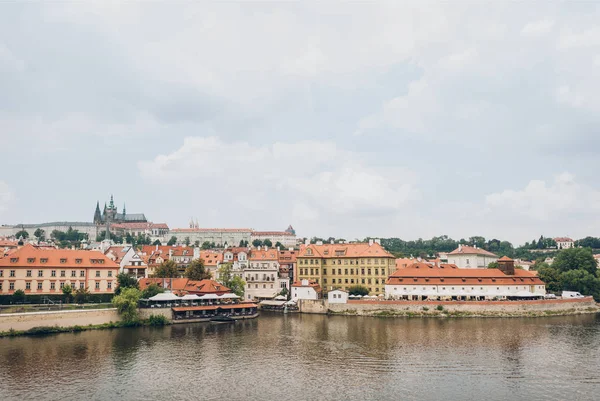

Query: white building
[
  {"left": 1, "top": 222, "right": 99, "bottom": 241},
  {"left": 447, "top": 245, "right": 498, "bottom": 269},
  {"left": 251, "top": 227, "right": 296, "bottom": 247},
  {"left": 171, "top": 228, "right": 252, "bottom": 247},
  {"left": 244, "top": 247, "right": 280, "bottom": 301},
  {"left": 291, "top": 279, "right": 321, "bottom": 301},
  {"left": 385, "top": 258, "right": 546, "bottom": 300},
  {"left": 554, "top": 237, "right": 575, "bottom": 249},
  {"left": 104, "top": 245, "right": 149, "bottom": 278},
  {"left": 328, "top": 289, "right": 348, "bottom": 304}
]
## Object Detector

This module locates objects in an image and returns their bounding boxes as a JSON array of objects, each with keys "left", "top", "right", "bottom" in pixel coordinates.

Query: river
[{"left": 1, "top": 313, "right": 599, "bottom": 401}]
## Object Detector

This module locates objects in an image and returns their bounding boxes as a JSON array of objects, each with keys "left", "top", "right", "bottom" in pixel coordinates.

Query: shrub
[
  {"left": 147, "top": 314, "right": 169, "bottom": 326},
  {"left": 436, "top": 305, "right": 444, "bottom": 311},
  {"left": 422, "top": 306, "right": 429, "bottom": 311}
]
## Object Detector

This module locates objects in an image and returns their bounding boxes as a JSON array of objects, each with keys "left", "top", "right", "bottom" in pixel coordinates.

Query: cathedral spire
[
  {"left": 94, "top": 201, "right": 102, "bottom": 224},
  {"left": 122, "top": 203, "right": 126, "bottom": 216},
  {"left": 109, "top": 194, "right": 115, "bottom": 210}
]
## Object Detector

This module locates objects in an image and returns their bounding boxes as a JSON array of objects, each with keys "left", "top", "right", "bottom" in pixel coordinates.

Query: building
[
  {"left": 170, "top": 228, "right": 252, "bottom": 247},
  {"left": 244, "top": 247, "right": 281, "bottom": 301},
  {"left": 140, "top": 245, "right": 199, "bottom": 275},
  {"left": 93, "top": 195, "right": 147, "bottom": 225},
  {"left": 447, "top": 245, "right": 498, "bottom": 269},
  {"left": 0, "top": 222, "right": 99, "bottom": 242},
  {"left": 139, "top": 278, "right": 231, "bottom": 295},
  {"left": 296, "top": 239, "right": 396, "bottom": 296},
  {"left": 0, "top": 244, "right": 118, "bottom": 295},
  {"left": 385, "top": 257, "right": 546, "bottom": 300},
  {"left": 554, "top": 237, "right": 575, "bottom": 249},
  {"left": 110, "top": 222, "right": 169, "bottom": 241},
  {"left": 328, "top": 289, "right": 348, "bottom": 304},
  {"left": 278, "top": 248, "right": 297, "bottom": 288},
  {"left": 251, "top": 226, "right": 297, "bottom": 247},
  {"left": 104, "top": 246, "right": 148, "bottom": 278},
  {"left": 291, "top": 279, "right": 321, "bottom": 301},
  {"left": 200, "top": 250, "right": 224, "bottom": 279}
]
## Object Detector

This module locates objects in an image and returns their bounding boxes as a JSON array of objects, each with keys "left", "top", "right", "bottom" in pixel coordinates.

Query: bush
[
  {"left": 436, "top": 305, "right": 444, "bottom": 311},
  {"left": 347, "top": 285, "right": 369, "bottom": 296},
  {"left": 422, "top": 306, "right": 429, "bottom": 311},
  {"left": 26, "top": 326, "right": 62, "bottom": 335},
  {"left": 147, "top": 314, "right": 169, "bottom": 326}
]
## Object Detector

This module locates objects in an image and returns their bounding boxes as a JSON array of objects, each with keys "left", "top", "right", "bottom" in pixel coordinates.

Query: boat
[{"left": 210, "top": 315, "right": 235, "bottom": 323}]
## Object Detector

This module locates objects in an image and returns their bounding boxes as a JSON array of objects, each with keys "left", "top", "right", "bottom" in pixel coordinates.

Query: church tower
[{"left": 93, "top": 201, "right": 102, "bottom": 224}]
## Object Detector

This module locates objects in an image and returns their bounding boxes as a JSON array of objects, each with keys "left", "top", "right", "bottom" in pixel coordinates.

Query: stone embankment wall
[
  {"left": 299, "top": 297, "right": 599, "bottom": 317},
  {"left": 0, "top": 309, "right": 120, "bottom": 332},
  {"left": 139, "top": 308, "right": 172, "bottom": 320}
]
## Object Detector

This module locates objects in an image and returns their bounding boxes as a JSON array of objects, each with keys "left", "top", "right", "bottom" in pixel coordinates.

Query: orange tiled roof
[
  {"left": 386, "top": 264, "right": 544, "bottom": 286},
  {"left": 139, "top": 278, "right": 230, "bottom": 294},
  {"left": 199, "top": 251, "right": 223, "bottom": 266},
  {"left": 498, "top": 256, "right": 513, "bottom": 261},
  {"left": 554, "top": 237, "right": 574, "bottom": 242},
  {"left": 0, "top": 243, "right": 119, "bottom": 269},
  {"left": 249, "top": 249, "right": 279, "bottom": 261},
  {"left": 448, "top": 245, "right": 498, "bottom": 257},
  {"left": 298, "top": 242, "right": 394, "bottom": 259},
  {"left": 171, "top": 228, "right": 252, "bottom": 233},
  {"left": 252, "top": 231, "right": 294, "bottom": 236}
]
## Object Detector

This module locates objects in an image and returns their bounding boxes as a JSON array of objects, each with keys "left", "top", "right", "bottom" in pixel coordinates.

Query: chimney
[
  {"left": 316, "top": 241, "right": 323, "bottom": 245},
  {"left": 458, "top": 244, "right": 462, "bottom": 252},
  {"left": 155, "top": 244, "right": 158, "bottom": 252},
  {"left": 193, "top": 247, "right": 200, "bottom": 260},
  {"left": 474, "top": 244, "right": 477, "bottom": 249},
  {"left": 374, "top": 238, "right": 381, "bottom": 245},
  {"left": 304, "top": 239, "right": 309, "bottom": 246},
  {"left": 330, "top": 239, "right": 334, "bottom": 244},
  {"left": 498, "top": 257, "right": 515, "bottom": 275},
  {"left": 277, "top": 246, "right": 280, "bottom": 251},
  {"left": 368, "top": 239, "right": 374, "bottom": 246},
  {"left": 169, "top": 249, "right": 173, "bottom": 258}
]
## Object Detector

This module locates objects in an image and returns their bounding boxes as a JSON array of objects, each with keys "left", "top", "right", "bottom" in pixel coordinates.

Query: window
[
  {"left": 40, "top": 258, "right": 48, "bottom": 264},
  {"left": 10, "top": 258, "right": 17, "bottom": 263},
  {"left": 71, "top": 270, "right": 76, "bottom": 277},
  {"left": 80, "top": 283, "right": 85, "bottom": 289},
  {"left": 361, "top": 278, "right": 365, "bottom": 284},
  {"left": 345, "top": 279, "right": 348, "bottom": 284},
  {"left": 60, "top": 271, "right": 66, "bottom": 277},
  {"left": 26, "top": 270, "right": 32, "bottom": 277},
  {"left": 50, "top": 282, "right": 56, "bottom": 290},
  {"left": 51, "top": 270, "right": 56, "bottom": 277},
  {"left": 0, "top": 282, "right": 3, "bottom": 290},
  {"left": 76, "top": 259, "right": 82, "bottom": 264},
  {"left": 27, "top": 258, "right": 35, "bottom": 263},
  {"left": 350, "top": 269, "right": 354, "bottom": 275},
  {"left": 10, "top": 270, "right": 15, "bottom": 277},
  {"left": 9, "top": 282, "right": 15, "bottom": 290},
  {"left": 466, "top": 259, "right": 470, "bottom": 265},
  {"left": 38, "top": 282, "right": 43, "bottom": 290},
  {"left": 60, "top": 282, "right": 65, "bottom": 289},
  {"left": 38, "top": 270, "right": 43, "bottom": 277},
  {"left": 0, "top": 270, "right": 2, "bottom": 277},
  {"left": 60, "top": 258, "right": 67, "bottom": 264},
  {"left": 323, "top": 269, "right": 327, "bottom": 275},
  {"left": 108, "top": 282, "right": 112, "bottom": 290},
  {"left": 96, "top": 271, "right": 100, "bottom": 277},
  {"left": 344, "top": 269, "right": 348, "bottom": 274},
  {"left": 375, "top": 269, "right": 379, "bottom": 275},
  {"left": 323, "top": 278, "right": 327, "bottom": 284},
  {"left": 80, "top": 270, "right": 85, "bottom": 277},
  {"left": 95, "top": 282, "right": 100, "bottom": 290},
  {"left": 368, "top": 269, "right": 371, "bottom": 275},
  {"left": 108, "top": 271, "right": 113, "bottom": 278}
]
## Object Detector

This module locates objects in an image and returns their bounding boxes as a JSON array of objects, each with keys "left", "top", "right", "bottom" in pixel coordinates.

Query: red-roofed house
[
  {"left": 447, "top": 245, "right": 499, "bottom": 269},
  {"left": 291, "top": 279, "right": 321, "bottom": 301},
  {"left": 554, "top": 237, "right": 574, "bottom": 249}
]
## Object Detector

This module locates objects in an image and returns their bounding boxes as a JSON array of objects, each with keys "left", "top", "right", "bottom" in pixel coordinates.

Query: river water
[{"left": 0, "top": 313, "right": 599, "bottom": 401}]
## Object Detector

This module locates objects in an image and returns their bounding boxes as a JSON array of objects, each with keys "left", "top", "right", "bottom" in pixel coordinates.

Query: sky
[{"left": 1, "top": 2, "right": 600, "bottom": 246}]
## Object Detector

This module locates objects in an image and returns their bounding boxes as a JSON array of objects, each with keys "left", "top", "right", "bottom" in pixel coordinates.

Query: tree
[
  {"left": 115, "top": 273, "right": 139, "bottom": 295},
  {"left": 194, "top": 240, "right": 200, "bottom": 247},
  {"left": 239, "top": 240, "right": 248, "bottom": 247},
  {"left": 34, "top": 228, "right": 45, "bottom": 241},
  {"left": 15, "top": 230, "right": 29, "bottom": 239},
  {"left": 552, "top": 248, "right": 598, "bottom": 275},
  {"left": 252, "top": 239, "right": 263, "bottom": 247},
  {"left": 560, "top": 269, "right": 600, "bottom": 300},
  {"left": 217, "top": 263, "right": 245, "bottom": 297},
  {"left": 12, "top": 289, "right": 25, "bottom": 303},
  {"left": 185, "top": 259, "right": 212, "bottom": 280},
  {"left": 275, "top": 241, "right": 284, "bottom": 249},
  {"left": 112, "top": 287, "right": 142, "bottom": 323},
  {"left": 184, "top": 236, "right": 191, "bottom": 246},
  {"left": 487, "top": 262, "right": 499, "bottom": 269},
  {"left": 167, "top": 236, "right": 177, "bottom": 246},
  {"left": 201, "top": 241, "right": 212, "bottom": 250},
  {"left": 536, "top": 263, "right": 563, "bottom": 294},
  {"left": 62, "top": 284, "right": 73, "bottom": 303},
  {"left": 74, "top": 287, "right": 90, "bottom": 304},
  {"left": 347, "top": 285, "right": 369, "bottom": 296},
  {"left": 152, "top": 239, "right": 162, "bottom": 246},
  {"left": 153, "top": 260, "right": 179, "bottom": 278},
  {"left": 142, "top": 283, "right": 164, "bottom": 299},
  {"left": 263, "top": 239, "right": 273, "bottom": 247}
]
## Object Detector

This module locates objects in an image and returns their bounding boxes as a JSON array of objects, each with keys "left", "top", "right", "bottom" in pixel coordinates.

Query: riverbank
[{"left": 300, "top": 297, "right": 600, "bottom": 318}]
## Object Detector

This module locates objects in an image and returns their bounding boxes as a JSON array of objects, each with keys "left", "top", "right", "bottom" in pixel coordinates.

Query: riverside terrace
[{"left": 140, "top": 292, "right": 258, "bottom": 321}]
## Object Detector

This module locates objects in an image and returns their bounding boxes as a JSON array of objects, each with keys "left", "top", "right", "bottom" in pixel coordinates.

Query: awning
[
  {"left": 199, "top": 294, "right": 220, "bottom": 300},
  {"left": 149, "top": 292, "right": 181, "bottom": 301},
  {"left": 220, "top": 293, "right": 240, "bottom": 299},
  {"left": 172, "top": 304, "right": 258, "bottom": 312},
  {"left": 259, "top": 300, "right": 286, "bottom": 306},
  {"left": 181, "top": 294, "right": 201, "bottom": 300}
]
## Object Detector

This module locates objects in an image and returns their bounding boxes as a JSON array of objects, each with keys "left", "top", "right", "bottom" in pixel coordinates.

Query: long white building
[
  {"left": 171, "top": 228, "right": 252, "bottom": 247},
  {"left": 447, "top": 245, "right": 498, "bottom": 269}
]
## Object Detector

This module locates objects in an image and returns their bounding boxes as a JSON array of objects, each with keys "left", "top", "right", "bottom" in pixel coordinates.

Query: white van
[{"left": 562, "top": 291, "right": 585, "bottom": 298}]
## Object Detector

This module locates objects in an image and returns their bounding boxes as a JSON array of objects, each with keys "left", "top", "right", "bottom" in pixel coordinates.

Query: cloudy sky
[{"left": 1, "top": 2, "right": 599, "bottom": 245}]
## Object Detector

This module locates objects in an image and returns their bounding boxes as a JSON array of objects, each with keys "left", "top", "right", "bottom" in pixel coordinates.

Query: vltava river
[{"left": 1, "top": 313, "right": 599, "bottom": 401}]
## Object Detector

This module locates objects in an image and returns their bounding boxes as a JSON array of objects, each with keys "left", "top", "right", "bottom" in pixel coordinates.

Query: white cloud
[
  {"left": 521, "top": 19, "right": 554, "bottom": 36},
  {"left": 485, "top": 173, "right": 600, "bottom": 221},
  {"left": 138, "top": 136, "right": 420, "bottom": 231},
  {"left": 0, "top": 181, "right": 15, "bottom": 213}
]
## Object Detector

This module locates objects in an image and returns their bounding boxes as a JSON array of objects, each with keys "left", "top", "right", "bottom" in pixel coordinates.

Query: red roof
[
  {"left": 448, "top": 245, "right": 498, "bottom": 257},
  {"left": 292, "top": 280, "right": 321, "bottom": 293},
  {"left": 249, "top": 249, "right": 279, "bottom": 261},
  {"left": 298, "top": 242, "right": 394, "bottom": 259},
  {"left": 139, "top": 278, "right": 230, "bottom": 295},
  {"left": 171, "top": 228, "right": 252, "bottom": 233},
  {"left": 554, "top": 237, "right": 574, "bottom": 242},
  {"left": 0, "top": 244, "right": 119, "bottom": 269},
  {"left": 252, "top": 231, "right": 294, "bottom": 236}
]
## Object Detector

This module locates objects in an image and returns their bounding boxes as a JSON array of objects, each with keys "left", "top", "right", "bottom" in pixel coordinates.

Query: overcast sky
[{"left": 1, "top": 2, "right": 599, "bottom": 245}]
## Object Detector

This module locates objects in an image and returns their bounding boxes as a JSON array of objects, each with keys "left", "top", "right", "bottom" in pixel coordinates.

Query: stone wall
[
  {"left": 300, "top": 297, "right": 599, "bottom": 317},
  {"left": 0, "top": 309, "right": 120, "bottom": 332},
  {"left": 138, "top": 307, "right": 173, "bottom": 320}
]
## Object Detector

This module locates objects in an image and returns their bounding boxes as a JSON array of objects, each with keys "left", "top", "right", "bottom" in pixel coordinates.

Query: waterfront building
[
  {"left": 139, "top": 278, "right": 231, "bottom": 296},
  {"left": 328, "top": 289, "right": 348, "bottom": 304},
  {"left": 140, "top": 245, "right": 199, "bottom": 275},
  {"left": 278, "top": 248, "right": 297, "bottom": 289},
  {"left": 171, "top": 227, "right": 252, "bottom": 247},
  {"left": 554, "top": 237, "right": 575, "bottom": 249},
  {"left": 291, "top": 279, "right": 321, "bottom": 301},
  {"left": 447, "top": 245, "right": 498, "bottom": 269},
  {"left": 385, "top": 257, "right": 546, "bottom": 300},
  {"left": 200, "top": 250, "right": 224, "bottom": 279},
  {"left": 296, "top": 240, "right": 396, "bottom": 296},
  {"left": 244, "top": 247, "right": 281, "bottom": 301},
  {"left": 0, "top": 244, "right": 118, "bottom": 295},
  {"left": 251, "top": 226, "right": 297, "bottom": 247}
]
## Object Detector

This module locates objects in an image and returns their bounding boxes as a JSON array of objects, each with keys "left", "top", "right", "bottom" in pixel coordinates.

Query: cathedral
[{"left": 93, "top": 195, "right": 147, "bottom": 225}]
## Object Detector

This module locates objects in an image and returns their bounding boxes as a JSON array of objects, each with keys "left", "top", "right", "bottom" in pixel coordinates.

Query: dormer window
[
  {"left": 40, "top": 258, "right": 48, "bottom": 264},
  {"left": 60, "top": 258, "right": 67, "bottom": 264},
  {"left": 75, "top": 259, "right": 82, "bottom": 264},
  {"left": 27, "top": 258, "right": 35, "bottom": 263},
  {"left": 10, "top": 258, "right": 17, "bottom": 263}
]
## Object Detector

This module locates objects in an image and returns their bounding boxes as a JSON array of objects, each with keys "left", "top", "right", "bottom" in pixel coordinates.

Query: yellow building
[
  {"left": 0, "top": 244, "right": 119, "bottom": 295},
  {"left": 296, "top": 240, "right": 395, "bottom": 296}
]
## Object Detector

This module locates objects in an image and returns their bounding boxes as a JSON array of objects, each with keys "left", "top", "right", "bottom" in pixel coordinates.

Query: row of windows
[
  {"left": 0, "top": 281, "right": 112, "bottom": 291},
  {"left": 299, "top": 258, "right": 391, "bottom": 266},
  {"left": 325, "top": 278, "right": 382, "bottom": 285},
  {"left": 299, "top": 268, "right": 387, "bottom": 276},
  {"left": 0, "top": 270, "right": 112, "bottom": 278},
  {"left": 248, "top": 283, "right": 275, "bottom": 289},
  {"left": 393, "top": 286, "right": 537, "bottom": 291},
  {"left": 9, "top": 258, "right": 105, "bottom": 264},
  {"left": 246, "top": 275, "right": 276, "bottom": 282}
]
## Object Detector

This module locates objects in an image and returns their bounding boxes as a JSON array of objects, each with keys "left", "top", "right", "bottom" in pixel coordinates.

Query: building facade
[
  {"left": 554, "top": 237, "right": 575, "bottom": 249},
  {"left": 0, "top": 244, "right": 118, "bottom": 295},
  {"left": 291, "top": 279, "right": 321, "bottom": 301},
  {"left": 296, "top": 240, "right": 396, "bottom": 296},
  {"left": 446, "top": 245, "right": 499, "bottom": 269},
  {"left": 170, "top": 228, "right": 252, "bottom": 247},
  {"left": 251, "top": 227, "right": 297, "bottom": 247},
  {"left": 244, "top": 247, "right": 280, "bottom": 301}
]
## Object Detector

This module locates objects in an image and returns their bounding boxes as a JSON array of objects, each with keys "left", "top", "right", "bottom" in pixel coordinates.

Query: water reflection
[{"left": 0, "top": 314, "right": 598, "bottom": 401}]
